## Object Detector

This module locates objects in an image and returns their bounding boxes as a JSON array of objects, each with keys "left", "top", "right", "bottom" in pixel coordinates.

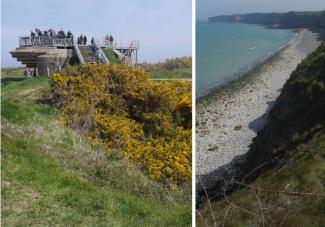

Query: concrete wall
[
  {"left": 36, "top": 49, "right": 71, "bottom": 76},
  {"left": 11, "top": 47, "right": 76, "bottom": 76}
]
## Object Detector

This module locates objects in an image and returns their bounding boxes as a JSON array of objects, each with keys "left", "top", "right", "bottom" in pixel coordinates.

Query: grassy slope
[
  {"left": 197, "top": 44, "right": 325, "bottom": 226},
  {"left": 103, "top": 48, "right": 120, "bottom": 64},
  {"left": 1, "top": 72, "right": 191, "bottom": 226},
  {"left": 101, "top": 52, "right": 192, "bottom": 79},
  {"left": 197, "top": 131, "right": 325, "bottom": 226},
  {"left": 149, "top": 68, "right": 192, "bottom": 79}
]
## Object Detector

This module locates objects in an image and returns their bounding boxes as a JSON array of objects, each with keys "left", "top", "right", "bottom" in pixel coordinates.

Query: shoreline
[
  {"left": 196, "top": 29, "right": 322, "bottom": 185},
  {"left": 197, "top": 28, "right": 298, "bottom": 99},
  {"left": 196, "top": 25, "right": 298, "bottom": 100}
]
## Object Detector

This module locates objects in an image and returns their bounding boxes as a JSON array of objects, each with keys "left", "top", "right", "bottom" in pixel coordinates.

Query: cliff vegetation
[
  {"left": 209, "top": 10, "right": 325, "bottom": 30},
  {"left": 197, "top": 43, "right": 325, "bottom": 226}
]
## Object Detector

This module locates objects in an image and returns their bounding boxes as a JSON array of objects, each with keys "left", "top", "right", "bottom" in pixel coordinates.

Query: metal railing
[
  {"left": 113, "top": 49, "right": 131, "bottom": 65},
  {"left": 19, "top": 35, "right": 74, "bottom": 47},
  {"left": 101, "top": 39, "right": 139, "bottom": 49},
  {"left": 93, "top": 39, "right": 109, "bottom": 64},
  {"left": 73, "top": 41, "right": 84, "bottom": 64}
]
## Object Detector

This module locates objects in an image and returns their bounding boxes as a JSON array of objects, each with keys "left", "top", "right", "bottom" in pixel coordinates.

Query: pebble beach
[{"left": 196, "top": 29, "right": 322, "bottom": 181}]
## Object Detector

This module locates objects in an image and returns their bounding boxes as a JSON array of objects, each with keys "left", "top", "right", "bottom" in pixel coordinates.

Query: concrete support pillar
[{"left": 11, "top": 48, "right": 70, "bottom": 76}]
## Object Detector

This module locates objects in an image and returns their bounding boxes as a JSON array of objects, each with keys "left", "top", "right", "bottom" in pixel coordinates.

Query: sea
[{"left": 196, "top": 21, "right": 295, "bottom": 97}]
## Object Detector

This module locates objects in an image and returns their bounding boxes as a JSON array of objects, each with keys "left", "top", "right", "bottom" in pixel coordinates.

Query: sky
[
  {"left": 1, "top": 0, "right": 192, "bottom": 67},
  {"left": 197, "top": 0, "right": 325, "bottom": 21}
]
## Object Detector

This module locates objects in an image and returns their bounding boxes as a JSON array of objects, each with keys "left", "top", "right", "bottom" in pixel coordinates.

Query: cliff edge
[{"left": 197, "top": 43, "right": 325, "bottom": 226}]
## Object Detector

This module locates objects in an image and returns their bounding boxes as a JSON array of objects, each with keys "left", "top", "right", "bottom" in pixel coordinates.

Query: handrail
[
  {"left": 93, "top": 39, "right": 109, "bottom": 64},
  {"left": 101, "top": 39, "right": 139, "bottom": 49},
  {"left": 19, "top": 35, "right": 74, "bottom": 47},
  {"left": 113, "top": 49, "right": 131, "bottom": 65},
  {"left": 73, "top": 41, "right": 84, "bottom": 64}
]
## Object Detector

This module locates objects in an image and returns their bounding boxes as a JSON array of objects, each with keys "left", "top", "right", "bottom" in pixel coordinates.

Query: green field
[
  {"left": 149, "top": 68, "right": 192, "bottom": 79},
  {"left": 1, "top": 71, "right": 191, "bottom": 226}
]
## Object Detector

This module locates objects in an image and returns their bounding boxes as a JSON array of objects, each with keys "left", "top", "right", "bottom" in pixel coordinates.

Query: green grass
[
  {"left": 197, "top": 131, "right": 325, "bottom": 227},
  {"left": 103, "top": 48, "right": 121, "bottom": 64},
  {"left": 149, "top": 68, "right": 192, "bottom": 79},
  {"left": 1, "top": 71, "right": 191, "bottom": 226},
  {"left": 197, "top": 43, "right": 325, "bottom": 227}
]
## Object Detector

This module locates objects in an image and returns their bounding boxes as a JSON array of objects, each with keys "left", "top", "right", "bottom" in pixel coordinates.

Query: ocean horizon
[{"left": 196, "top": 21, "right": 295, "bottom": 97}]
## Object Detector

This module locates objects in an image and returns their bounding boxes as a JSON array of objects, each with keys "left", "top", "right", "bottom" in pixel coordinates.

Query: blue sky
[
  {"left": 197, "top": 0, "right": 325, "bottom": 20},
  {"left": 1, "top": 0, "right": 192, "bottom": 67}
]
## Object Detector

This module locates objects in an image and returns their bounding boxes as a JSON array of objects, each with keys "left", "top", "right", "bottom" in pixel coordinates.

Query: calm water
[{"left": 196, "top": 21, "right": 294, "bottom": 97}]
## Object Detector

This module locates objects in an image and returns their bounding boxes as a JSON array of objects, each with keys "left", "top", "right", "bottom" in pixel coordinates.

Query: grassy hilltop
[
  {"left": 197, "top": 44, "right": 325, "bottom": 226},
  {"left": 150, "top": 68, "right": 192, "bottom": 79},
  {"left": 140, "top": 57, "right": 192, "bottom": 79},
  {"left": 1, "top": 66, "right": 191, "bottom": 226}
]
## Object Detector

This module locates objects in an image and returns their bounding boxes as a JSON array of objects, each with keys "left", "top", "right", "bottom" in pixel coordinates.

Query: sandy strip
[{"left": 196, "top": 29, "right": 322, "bottom": 179}]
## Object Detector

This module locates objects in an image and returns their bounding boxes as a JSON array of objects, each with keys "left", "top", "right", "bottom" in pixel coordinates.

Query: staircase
[
  {"left": 93, "top": 39, "right": 109, "bottom": 64},
  {"left": 73, "top": 37, "right": 115, "bottom": 64},
  {"left": 78, "top": 46, "right": 95, "bottom": 63}
]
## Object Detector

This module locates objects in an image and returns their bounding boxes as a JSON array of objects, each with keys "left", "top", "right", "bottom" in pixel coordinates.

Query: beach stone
[{"left": 196, "top": 29, "right": 322, "bottom": 186}]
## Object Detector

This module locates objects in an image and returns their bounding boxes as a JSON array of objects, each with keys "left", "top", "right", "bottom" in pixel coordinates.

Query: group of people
[
  {"left": 29, "top": 29, "right": 114, "bottom": 47},
  {"left": 104, "top": 35, "right": 114, "bottom": 47},
  {"left": 24, "top": 67, "right": 37, "bottom": 78},
  {"left": 77, "top": 34, "right": 87, "bottom": 45},
  {"left": 31, "top": 28, "right": 73, "bottom": 39}
]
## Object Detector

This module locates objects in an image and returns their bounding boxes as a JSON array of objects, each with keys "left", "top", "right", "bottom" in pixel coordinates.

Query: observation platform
[{"left": 10, "top": 35, "right": 140, "bottom": 76}]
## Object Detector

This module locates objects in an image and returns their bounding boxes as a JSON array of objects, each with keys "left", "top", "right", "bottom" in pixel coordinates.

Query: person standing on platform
[
  {"left": 84, "top": 35, "right": 87, "bottom": 45},
  {"left": 80, "top": 34, "right": 84, "bottom": 46},
  {"left": 105, "top": 35, "right": 110, "bottom": 47},
  {"left": 109, "top": 35, "right": 114, "bottom": 47},
  {"left": 31, "top": 31, "right": 35, "bottom": 44},
  {"left": 91, "top": 37, "right": 96, "bottom": 54}
]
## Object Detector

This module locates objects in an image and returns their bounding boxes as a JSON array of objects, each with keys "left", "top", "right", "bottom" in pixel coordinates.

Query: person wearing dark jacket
[
  {"left": 80, "top": 34, "right": 84, "bottom": 45},
  {"left": 84, "top": 35, "right": 87, "bottom": 45},
  {"left": 31, "top": 31, "right": 35, "bottom": 43},
  {"left": 109, "top": 35, "right": 114, "bottom": 47}
]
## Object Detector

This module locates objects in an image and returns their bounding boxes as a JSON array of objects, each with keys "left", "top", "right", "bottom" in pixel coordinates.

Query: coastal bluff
[
  {"left": 209, "top": 10, "right": 325, "bottom": 29},
  {"left": 197, "top": 43, "right": 325, "bottom": 226},
  {"left": 242, "top": 42, "right": 325, "bottom": 182}
]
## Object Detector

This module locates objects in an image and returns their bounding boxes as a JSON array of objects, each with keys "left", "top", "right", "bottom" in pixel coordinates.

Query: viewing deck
[
  {"left": 19, "top": 36, "right": 74, "bottom": 48},
  {"left": 19, "top": 35, "right": 140, "bottom": 51},
  {"left": 14, "top": 35, "right": 139, "bottom": 70}
]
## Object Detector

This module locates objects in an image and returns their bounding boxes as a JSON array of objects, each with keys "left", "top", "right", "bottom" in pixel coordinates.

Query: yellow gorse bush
[{"left": 51, "top": 64, "right": 191, "bottom": 183}]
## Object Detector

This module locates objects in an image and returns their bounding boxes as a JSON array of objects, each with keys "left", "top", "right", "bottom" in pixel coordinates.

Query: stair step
[{"left": 78, "top": 46, "right": 95, "bottom": 63}]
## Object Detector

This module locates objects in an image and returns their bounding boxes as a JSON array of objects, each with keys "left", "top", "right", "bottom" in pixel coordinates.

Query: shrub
[
  {"left": 139, "top": 57, "right": 192, "bottom": 72},
  {"left": 51, "top": 64, "right": 191, "bottom": 183}
]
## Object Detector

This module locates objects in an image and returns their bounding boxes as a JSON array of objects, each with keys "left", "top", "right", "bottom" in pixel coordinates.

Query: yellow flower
[{"left": 50, "top": 63, "right": 192, "bottom": 183}]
